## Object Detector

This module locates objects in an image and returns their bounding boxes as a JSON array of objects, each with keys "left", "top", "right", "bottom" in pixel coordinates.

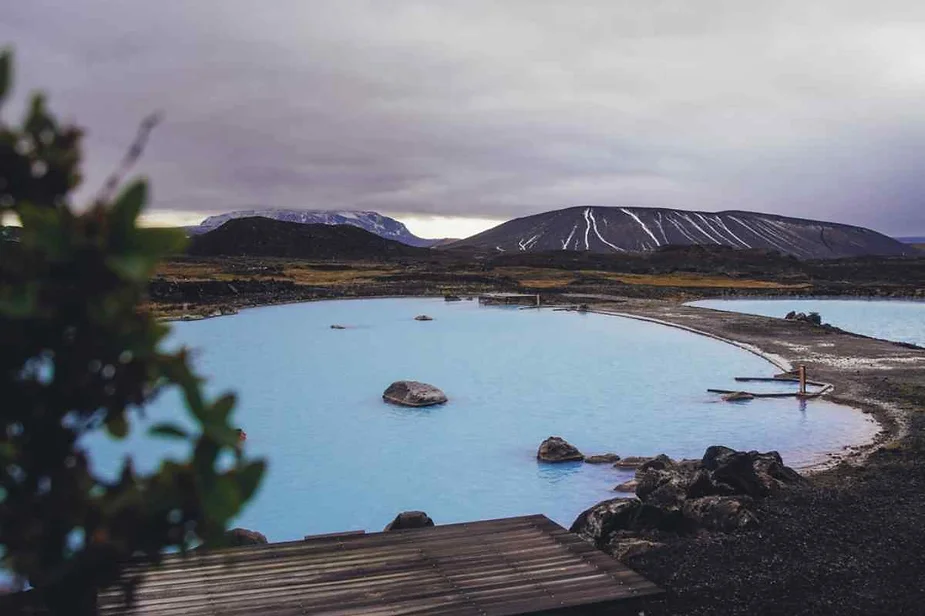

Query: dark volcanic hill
[
  {"left": 188, "top": 217, "right": 430, "bottom": 260},
  {"left": 451, "top": 206, "right": 911, "bottom": 259},
  {"left": 190, "top": 209, "right": 442, "bottom": 247}
]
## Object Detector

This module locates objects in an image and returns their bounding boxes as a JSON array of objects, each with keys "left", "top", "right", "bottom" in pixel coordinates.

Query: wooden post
[{"left": 798, "top": 364, "right": 807, "bottom": 396}]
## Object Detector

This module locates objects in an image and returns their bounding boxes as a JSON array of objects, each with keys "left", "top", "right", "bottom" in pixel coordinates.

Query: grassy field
[
  {"left": 491, "top": 266, "right": 809, "bottom": 290},
  {"left": 155, "top": 258, "right": 808, "bottom": 290}
]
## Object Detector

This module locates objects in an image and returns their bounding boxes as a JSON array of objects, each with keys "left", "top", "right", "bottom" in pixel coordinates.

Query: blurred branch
[{"left": 95, "top": 112, "right": 162, "bottom": 204}]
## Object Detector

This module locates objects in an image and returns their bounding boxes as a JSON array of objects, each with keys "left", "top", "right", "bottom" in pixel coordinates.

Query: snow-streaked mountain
[
  {"left": 451, "top": 206, "right": 911, "bottom": 259},
  {"left": 191, "top": 209, "right": 438, "bottom": 247}
]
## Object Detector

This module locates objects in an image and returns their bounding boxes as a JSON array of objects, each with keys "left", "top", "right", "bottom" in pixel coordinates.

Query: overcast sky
[{"left": 3, "top": 1, "right": 925, "bottom": 238}]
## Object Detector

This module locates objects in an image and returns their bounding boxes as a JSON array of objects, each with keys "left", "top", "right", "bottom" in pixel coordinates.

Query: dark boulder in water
[
  {"left": 384, "top": 511, "right": 434, "bottom": 531},
  {"left": 537, "top": 436, "right": 584, "bottom": 462},
  {"left": 382, "top": 381, "right": 448, "bottom": 407}
]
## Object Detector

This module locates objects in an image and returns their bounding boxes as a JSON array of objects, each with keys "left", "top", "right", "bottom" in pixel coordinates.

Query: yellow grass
[
  {"left": 493, "top": 267, "right": 809, "bottom": 289},
  {"left": 155, "top": 260, "right": 809, "bottom": 290}
]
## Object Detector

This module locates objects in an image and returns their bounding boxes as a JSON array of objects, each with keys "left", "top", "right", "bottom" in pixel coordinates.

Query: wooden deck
[{"left": 97, "top": 515, "right": 662, "bottom": 615}]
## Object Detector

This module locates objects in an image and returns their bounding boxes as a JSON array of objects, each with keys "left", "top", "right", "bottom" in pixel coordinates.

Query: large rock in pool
[
  {"left": 384, "top": 511, "right": 435, "bottom": 531},
  {"left": 537, "top": 436, "right": 584, "bottom": 462},
  {"left": 383, "top": 381, "right": 448, "bottom": 407}
]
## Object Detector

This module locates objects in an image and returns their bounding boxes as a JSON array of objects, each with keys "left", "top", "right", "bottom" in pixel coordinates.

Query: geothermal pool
[{"left": 84, "top": 298, "right": 878, "bottom": 540}]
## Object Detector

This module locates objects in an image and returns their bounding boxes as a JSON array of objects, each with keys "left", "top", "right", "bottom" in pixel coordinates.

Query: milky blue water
[
  {"left": 82, "top": 298, "right": 878, "bottom": 541},
  {"left": 689, "top": 298, "right": 925, "bottom": 347}
]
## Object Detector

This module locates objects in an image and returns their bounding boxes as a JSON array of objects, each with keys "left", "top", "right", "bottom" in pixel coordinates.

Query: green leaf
[
  {"left": 0, "top": 49, "right": 11, "bottom": 105},
  {"left": 203, "top": 423, "right": 239, "bottom": 449},
  {"left": 235, "top": 460, "right": 265, "bottom": 503},
  {"left": 208, "top": 393, "right": 236, "bottom": 422},
  {"left": 148, "top": 423, "right": 189, "bottom": 440},
  {"left": 106, "top": 254, "right": 155, "bottom": 282},
  {"left": 0, "top": 285, "right": 37, "bottom": 318},
  {"left": 202, "top": 475, "right": 241, "bottom": 522},
  {"left": 105, "top": 414, "right": 129, "bottom": 439},
  {"left": 135, "top": 227, "right": 188, "bottom": 257},
  {"left": 111, "top": 179, "right": 147, "bottom": 228}
]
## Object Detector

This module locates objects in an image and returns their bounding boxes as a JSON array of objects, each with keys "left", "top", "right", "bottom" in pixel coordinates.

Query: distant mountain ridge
[
  {"left": 451, "top": 206, "right": 910, "bottom": 259},
  {"left": 191, "top": 209, "right": 441, "bottom": 247},
  {"left": 188, "top": 217, "right": 429, "bottom": 259}
]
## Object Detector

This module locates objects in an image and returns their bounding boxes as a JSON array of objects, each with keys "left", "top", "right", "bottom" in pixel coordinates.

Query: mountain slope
[
  {"left": 188, "top": 218, "right": 430, "bottom": 260},
  {"left": 451, "top": 206, "right": 910, "bottom": 259},
  {"left": 191, "top": 209, "right": 439, "bottom": 247}
]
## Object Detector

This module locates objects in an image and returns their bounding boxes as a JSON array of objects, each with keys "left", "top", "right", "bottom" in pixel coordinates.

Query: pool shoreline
[
  {"left": 588, "top": 306, "right": 856, "bottom": 472},
  {"left": 177, "top": 293, "right": 887, "bottom": 472}
]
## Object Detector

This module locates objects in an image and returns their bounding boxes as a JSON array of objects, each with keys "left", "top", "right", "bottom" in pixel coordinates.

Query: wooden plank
[{"left": 99, "top": 514, "right": 663, "bottom": 616}]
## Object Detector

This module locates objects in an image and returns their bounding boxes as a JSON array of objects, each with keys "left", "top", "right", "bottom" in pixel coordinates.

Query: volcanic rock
[
  {"left": 613, "top": 456, "right": 654, "bottom": 469},
  {"left": 572, "top": 446, "right": 805, "bottom": 556},
  {"left": 224, "top": 528, "right": 268, "bottom": 546},
  {"left": 382, "top": 381, "right": 447, "bottom": 407},
  {"left": 681, "top": 496, "right": 760, "bottom": 532},
  {"left": 537, "top": 437, "right": 584, "bottom": 462},
  {"left": 384, "top": 511, "right": 435, "bottom": 531},
  {"left": 613, "top": 479, "right": 639, "bottom": 493},
  {"left": 585, "top": 453, "right": 621, "bottom": 464}
]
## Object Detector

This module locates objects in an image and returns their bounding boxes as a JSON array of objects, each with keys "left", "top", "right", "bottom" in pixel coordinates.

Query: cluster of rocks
[
  {"left": 785, "top": 310, "right": 822, "bottom": 325},
  {"left": 570, "top": 446, "right": 806, "bottom": 559}
]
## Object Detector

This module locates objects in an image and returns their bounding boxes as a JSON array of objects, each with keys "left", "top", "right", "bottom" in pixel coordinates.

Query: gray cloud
[{"left": 3, "top": 0, "right": 925, "bottom": 234}]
